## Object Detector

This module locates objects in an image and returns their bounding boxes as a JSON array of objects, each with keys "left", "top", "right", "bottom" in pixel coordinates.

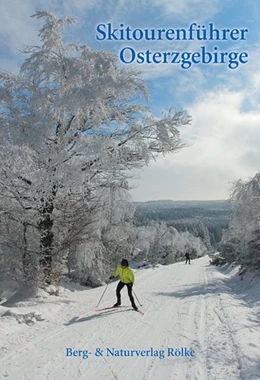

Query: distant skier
[
  {"left": 185, "top": 252, "right": 191, "bottom": 264},
  {"left": 109, "top": 259, "right": 138, "bottom": 311}
]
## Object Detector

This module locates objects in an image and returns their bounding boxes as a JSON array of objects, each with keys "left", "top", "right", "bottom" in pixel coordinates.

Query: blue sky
[{"left": 1, "top": 0, "right": 260, "bottom": 201}]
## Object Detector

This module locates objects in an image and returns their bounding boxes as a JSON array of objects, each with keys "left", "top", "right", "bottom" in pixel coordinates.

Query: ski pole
[
  {"left": 96, "top": 283, "right": 109, "bottom": 308},
  {"left": 133, "top": 289, "right": 142, "bottom": 306}
]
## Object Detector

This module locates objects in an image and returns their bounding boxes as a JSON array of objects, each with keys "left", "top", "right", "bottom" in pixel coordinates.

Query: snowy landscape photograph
[{"left": 0, "top": 1, "right": 260, "bottom": 379}]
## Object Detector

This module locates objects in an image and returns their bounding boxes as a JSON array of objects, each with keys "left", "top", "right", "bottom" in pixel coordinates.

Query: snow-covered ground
[{"left": 0, "top": 256, "right": 260, "bottom": 380}]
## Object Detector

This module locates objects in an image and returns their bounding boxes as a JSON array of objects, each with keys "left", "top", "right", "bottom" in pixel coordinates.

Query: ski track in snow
[{"left": 0, "top": 256, "right": 260, "bottom": 380}]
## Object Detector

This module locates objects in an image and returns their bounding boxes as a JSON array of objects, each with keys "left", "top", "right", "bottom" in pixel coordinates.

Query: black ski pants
[{"left": 116, "top": 281, "right": 137, "bottom": 308}]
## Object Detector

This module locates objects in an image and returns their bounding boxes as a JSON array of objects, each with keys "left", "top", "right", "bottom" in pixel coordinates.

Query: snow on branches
[{"left": 0, "top": 11, "right": 191, "bottom": 285}]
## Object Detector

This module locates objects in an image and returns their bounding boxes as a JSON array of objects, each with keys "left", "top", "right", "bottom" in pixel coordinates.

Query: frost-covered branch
[{"left": 0, "top": 11, "right": 191, "bottom": 285}]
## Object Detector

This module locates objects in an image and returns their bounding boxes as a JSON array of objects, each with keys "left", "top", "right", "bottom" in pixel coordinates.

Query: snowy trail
[{"left": 1, "top": 256, "right": 260, "bottom": 380}]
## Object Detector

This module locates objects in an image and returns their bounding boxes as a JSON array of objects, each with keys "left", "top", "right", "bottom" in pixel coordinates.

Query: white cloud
[
  {"left": 104, "top": 0, "right": 223, "bottom": 23},
  {"left": 0, "top": 1, "right": 39, "bottom": 49},
  {"left": 0, "top": 0, "right": 103, "bottom": 51},
  {"left": 130, "top": 88, "right": 260, "bottom": 200},
  {"left": 152, "top": 0, "right": 222, "bottom": 21}
]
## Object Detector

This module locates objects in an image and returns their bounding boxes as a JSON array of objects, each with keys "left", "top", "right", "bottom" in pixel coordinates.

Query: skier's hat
[{"left": 121, "top": 259, "right": 129, "bottom": 267}]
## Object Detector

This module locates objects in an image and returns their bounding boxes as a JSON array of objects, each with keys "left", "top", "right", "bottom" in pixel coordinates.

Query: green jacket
[{"left": 113, "top": 266, "right": 135, "bottom": 284}]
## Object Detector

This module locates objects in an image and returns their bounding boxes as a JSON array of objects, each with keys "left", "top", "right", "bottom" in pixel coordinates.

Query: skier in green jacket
[{"left": 109, "top": 259, "right": 138, "bottom": 311}]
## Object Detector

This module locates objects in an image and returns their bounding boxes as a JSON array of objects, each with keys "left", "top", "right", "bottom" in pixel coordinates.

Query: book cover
[{"left": 0, "top": 1, "right": 259, "bottom": 380}]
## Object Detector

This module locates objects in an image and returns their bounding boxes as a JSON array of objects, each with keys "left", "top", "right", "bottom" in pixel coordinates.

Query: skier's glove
[
  {"left": 109, "top": 276, "right": 113, "bottom": 280},
  {"left": 128, "top": 282, "right": 133, "bottom": 287}
]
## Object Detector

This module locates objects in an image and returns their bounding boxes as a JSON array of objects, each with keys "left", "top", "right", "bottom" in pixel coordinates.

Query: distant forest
[{"left": 134, "top": 200, "right": 231, "bottom": 249}]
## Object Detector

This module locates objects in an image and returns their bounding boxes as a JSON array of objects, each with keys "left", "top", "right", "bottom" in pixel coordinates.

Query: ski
[
  {"left": 95, "top": 305, "right": 144, "bottom": 315},
  {"left": 135, "top": 309, "right": 144, "bottom": 315},
  {"left": 95, "top": 305, "right": 129, "bottom": 312}
]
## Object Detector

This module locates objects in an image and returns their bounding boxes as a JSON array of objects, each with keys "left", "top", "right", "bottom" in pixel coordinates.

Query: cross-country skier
[
  {"left": 185, "top": 252, "right": 191, "bottom": 264},
  {"left": 109, "top": 259, "right": 138, "bottom": 311}
]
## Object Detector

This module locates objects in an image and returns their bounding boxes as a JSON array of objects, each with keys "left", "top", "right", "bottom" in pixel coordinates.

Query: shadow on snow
[{"left": 64, "top": 308, "right": 132, "bottom": 325}]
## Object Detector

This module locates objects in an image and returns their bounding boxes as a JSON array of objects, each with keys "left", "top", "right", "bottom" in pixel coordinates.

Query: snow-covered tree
[
  {"left": 220, "top": 174, "right": 260, "bottom": 269},
  {"left": 133, "top": 221, "right": 207, "bottom": 265},
  {"left": 67, "top": 187, "right": 136, "bottom": 286},
  {"left": 0, "top": 12, "right": 190, "bottom": 284}
]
